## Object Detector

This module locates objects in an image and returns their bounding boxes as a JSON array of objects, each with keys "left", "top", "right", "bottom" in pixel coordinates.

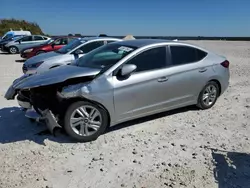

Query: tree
[{"left": 0, "top": 18, "right": 44, "bottom": 36}]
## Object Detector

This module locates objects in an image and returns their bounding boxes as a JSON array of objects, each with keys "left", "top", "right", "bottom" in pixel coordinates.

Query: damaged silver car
[{"left": 5, "top": 39, "right": 230, "bottom": 142}]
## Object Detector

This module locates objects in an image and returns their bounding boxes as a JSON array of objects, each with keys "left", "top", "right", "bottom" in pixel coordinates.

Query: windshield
[
  {"left": 76, "top": 43, "right": 138, "bottom": 71},
  {"left": 2, "top": 34, "right": 12, "bottom": 40},
  {"left": 57, "top": 38, "right": 84, "bottom": 54}
]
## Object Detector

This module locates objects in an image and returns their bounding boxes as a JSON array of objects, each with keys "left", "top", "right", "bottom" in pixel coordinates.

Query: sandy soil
[{"left": 0, "top": 41, "right": 250, "bottom": 188}]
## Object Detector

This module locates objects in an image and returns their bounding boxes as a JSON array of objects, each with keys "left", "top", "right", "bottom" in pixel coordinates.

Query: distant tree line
[{"left": 0, "top": 18, "right": 45, "bottom": 36}]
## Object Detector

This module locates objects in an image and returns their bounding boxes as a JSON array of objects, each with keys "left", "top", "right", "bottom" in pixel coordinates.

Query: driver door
[{"left": 113, "top": 46, "right": 171, "bottom": 123}]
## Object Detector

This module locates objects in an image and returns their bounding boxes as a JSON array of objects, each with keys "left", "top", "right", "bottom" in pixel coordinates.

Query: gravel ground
[{"left": 0, "top": 41, "right": 250, "bottom": 188}]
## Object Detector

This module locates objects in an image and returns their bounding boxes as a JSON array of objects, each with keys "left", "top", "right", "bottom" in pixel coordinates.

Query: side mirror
[
  {"left": 51, "top": 43, "right": 55, "bottom": 48},
  {"left": 74, "top": 49, "right": 84, "bottom": 54},
  {"left": 119, "top": 64, "right": 137, "bottom": 77},
  {"left": 18, "top": 41, "right": 21, "bottom": 44}
]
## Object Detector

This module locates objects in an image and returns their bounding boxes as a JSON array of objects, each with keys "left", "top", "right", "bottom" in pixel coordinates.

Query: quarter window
[
  {"left": 79, "top": 41, "right": 104, "bottom": 53},
  {"left": 125, "top": 47, "right": 167, "bottom": 73},
  {"left": 170, "top": 46, "right": 207, "bottom": 65}
]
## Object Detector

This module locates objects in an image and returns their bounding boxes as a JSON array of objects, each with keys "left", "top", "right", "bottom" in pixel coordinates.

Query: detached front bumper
[{"left": 17, "top": 94, "right": 61, "bottom": 134}]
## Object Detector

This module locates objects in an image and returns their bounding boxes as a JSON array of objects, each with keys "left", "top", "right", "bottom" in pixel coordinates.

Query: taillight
[{"left": 221, "top": 60, "right": 229, "bottom": 68}]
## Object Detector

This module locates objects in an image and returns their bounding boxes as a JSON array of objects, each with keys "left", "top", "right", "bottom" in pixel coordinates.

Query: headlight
[
  {"left": 27, "top": 61, "right": 44, "bottom": 68},
  {"left": 23, "top": 48, "right": 33, "bottom": 53}
]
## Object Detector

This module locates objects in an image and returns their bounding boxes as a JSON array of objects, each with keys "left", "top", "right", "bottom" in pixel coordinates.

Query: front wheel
[
  {"left": 9, "top": 46, "right": 18, "bottom": 54},
  {"left": 197, "top": 81, "right": 219, "bottom": 110},
  {"left": 64, "top": 101, "right": 109, "bottom": 142}
]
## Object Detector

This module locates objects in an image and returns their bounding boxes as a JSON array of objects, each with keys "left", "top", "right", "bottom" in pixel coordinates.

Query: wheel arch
[
  {"left": 208, "top": 79, "right": 222, "bottom": 96},
  {"left": 61, "top": 97, "right": 111, "bottom": 127},
  {"left": 9, "top": 45, "right": 19, "bottom": 53}
]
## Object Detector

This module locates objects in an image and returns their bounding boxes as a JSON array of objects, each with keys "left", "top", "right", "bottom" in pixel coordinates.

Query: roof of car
[
  {"left": 111, "top": 39, "right": 207, "bottom": 51},
  {"left": 113, "top": 39, "right": 172, "bottom": 48},
  {"left": 82, "top": 36, "right": 121, "bottom": 41}
]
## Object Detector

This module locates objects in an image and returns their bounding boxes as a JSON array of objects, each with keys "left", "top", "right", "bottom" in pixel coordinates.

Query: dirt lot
[{"left": 0, "top": 41, "right": 250, "bottom": 188}]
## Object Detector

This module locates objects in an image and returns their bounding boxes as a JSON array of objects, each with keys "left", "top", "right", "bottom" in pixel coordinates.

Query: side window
[
  {"left": 125, "top": 47, "right": 167, "bottom": 73},
  {"left": 54, "top": 38, "right": 68, "bottom": 45},
  {"left": 53, "top": 39, "right": 61, "bottom": 45},
  {"left": 79, "top": 41, "right": 104, "bottom": 53},
  {"left": 197, "top": 49, "right": 207, "bottom": 60},
  {"left": 170, "top": 46, "right": 207, "bottom": 65},
  {"left": 106, "top": 40, "right": 118, "bottom": 44},
  {"left": 61, "top": 38, "right": 68, "bottom": 45},
  {"left": 34, "top": 36, "right": 44, "bottom": 41},
  {"left": 20, "top": 36, "right": 33, "bottom": 42},
  {"left": 43, "top": 37, "right": 48, "bottom": 40}
]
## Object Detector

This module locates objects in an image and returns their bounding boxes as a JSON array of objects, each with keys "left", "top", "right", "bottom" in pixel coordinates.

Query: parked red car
[{"left": 20, "top": 36, "right": 77, "bottom": 59}]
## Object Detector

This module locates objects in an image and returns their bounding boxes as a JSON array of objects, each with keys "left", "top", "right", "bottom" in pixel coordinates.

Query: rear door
[
  {"left": 164, "top": 45, "right": 210, "bottom": 106},
  {"left": 33, "top": 35, "right": 46, "bottom": 45}
]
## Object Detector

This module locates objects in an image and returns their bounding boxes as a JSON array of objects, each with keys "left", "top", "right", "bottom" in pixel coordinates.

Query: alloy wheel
[
  {"left": 10, "top": 47, "right": 17, "bottom": 54},
  {"left": 70, "top": 105, "right": 102, "bottom": 136},
  {"left": 202, "top": 84, "right": 217, "bottom": 106}
]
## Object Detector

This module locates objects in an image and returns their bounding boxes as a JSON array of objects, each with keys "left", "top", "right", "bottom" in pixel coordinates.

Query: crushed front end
[{"left": 4, "top": 68, "right": 99, "bottom": 135}]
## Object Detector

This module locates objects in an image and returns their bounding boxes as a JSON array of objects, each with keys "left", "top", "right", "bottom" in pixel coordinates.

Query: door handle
[
  {"left": 157, "top": 77, "right": 169, "bottom": 82},
  {"left": 199, "top": 68, "right": 207, "bottom": 73}
]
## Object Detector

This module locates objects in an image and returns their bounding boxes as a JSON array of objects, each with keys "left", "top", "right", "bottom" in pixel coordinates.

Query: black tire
[
  {"left": 9, "top": 46, "right": 18, "bottom": 54},
  {"left": 64, "top": 101, "right": 109, "bottom": 142},
  {"left": 36, "top": 51, "right": 45, "bottom": 56},
  {"left": 197, "top": 81, "right": 219, "bottom": 110}
]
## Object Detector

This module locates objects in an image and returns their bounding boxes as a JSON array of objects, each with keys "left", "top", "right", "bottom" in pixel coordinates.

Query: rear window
[{"left": 170, "top": 45, "right": 207, "bottom": 65}]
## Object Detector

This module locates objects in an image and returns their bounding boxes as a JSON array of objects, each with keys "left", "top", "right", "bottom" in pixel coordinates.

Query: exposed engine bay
[{"left": 5, "top": 65, "right": 102, "bottom": 135}]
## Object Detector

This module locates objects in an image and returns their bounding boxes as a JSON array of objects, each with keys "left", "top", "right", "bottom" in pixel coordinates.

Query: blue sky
[{"left": 1, "top": 0, "right": 250, "bottom": 36}]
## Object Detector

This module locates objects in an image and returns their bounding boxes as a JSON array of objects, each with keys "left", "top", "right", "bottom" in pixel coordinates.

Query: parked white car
[{"left": 22, "top": 37, "right": 122, "bottom": 74}]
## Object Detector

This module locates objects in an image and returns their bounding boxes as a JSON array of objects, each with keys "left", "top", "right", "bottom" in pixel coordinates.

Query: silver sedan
[{"left": 5, "top": 39, "right": 230, "bottom": 142}]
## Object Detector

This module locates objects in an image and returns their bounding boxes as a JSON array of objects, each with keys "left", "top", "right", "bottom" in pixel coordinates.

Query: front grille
[{"left": 22, "top": 64, "right": 27, "bottom": 73}]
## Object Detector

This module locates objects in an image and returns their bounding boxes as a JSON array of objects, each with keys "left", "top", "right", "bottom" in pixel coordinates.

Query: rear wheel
[
  {"left": 9, "top": 46, "right": 18, "bottom": 54},
  {"left": 64, "top": 101, "right": 109, "bottom": 142},
  {"left": 197, "top": 81, "right": 219, "bottom": 110}
]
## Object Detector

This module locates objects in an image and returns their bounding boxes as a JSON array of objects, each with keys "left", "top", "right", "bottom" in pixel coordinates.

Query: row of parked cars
[
  {"left": 3, "top": 35, "right": 230, "bottom": 142},
  {"left": 0, "top": 33, "right": 75, "bottom": 55}
]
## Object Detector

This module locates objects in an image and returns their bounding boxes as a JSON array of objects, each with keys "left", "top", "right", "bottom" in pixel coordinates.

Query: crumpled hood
[
  {"left": 14, "top": 65, "right": 101, "bottom": 90},
  {"left": 24, "top": 51, "right": 63, "bottom": 66}
]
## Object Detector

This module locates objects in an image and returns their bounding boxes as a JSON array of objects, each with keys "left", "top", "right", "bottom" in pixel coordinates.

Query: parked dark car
[{"left": 20, "top": 36, "right": 78, "bottom": 59}]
